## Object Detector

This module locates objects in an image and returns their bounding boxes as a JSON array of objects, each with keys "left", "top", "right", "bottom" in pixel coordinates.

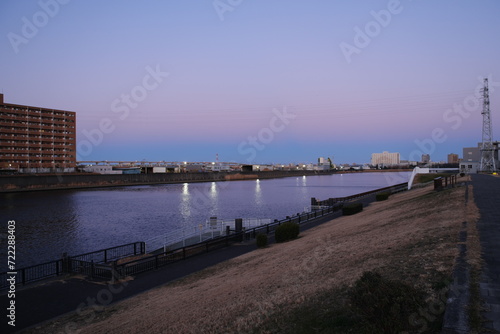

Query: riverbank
[
  {"left": 21, "top": 176, "right": 475, "bottom": 333},
  {"left": 0, "top": 169, "right": 410, "bottom": 193}
]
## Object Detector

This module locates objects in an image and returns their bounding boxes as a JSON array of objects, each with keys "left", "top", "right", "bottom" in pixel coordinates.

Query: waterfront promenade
[
  {"left": 4, "top": 175, "right": 499, "bottom": 332},
  {"left": 471, "top": 174, "right": 500, "bottom": 333},
  {"left": 0, "top": 205, "right": 346, "bottom": 334}
]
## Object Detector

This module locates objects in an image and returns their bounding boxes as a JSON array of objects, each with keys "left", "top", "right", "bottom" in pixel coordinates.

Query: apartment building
[
  {"left": 371, "top": 151, "right": 400, "bottom": 166},
  {"left": 0, "top": 93, "right": 76, "bottom": 172}
]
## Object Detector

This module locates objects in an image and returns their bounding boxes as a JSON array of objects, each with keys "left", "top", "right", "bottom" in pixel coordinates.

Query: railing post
[
  {"left": 21, "top": 268, "right": 25, "bottom": 285},
  {"left": 90, "top": 260, "right": 95, "bottom": 280},
  {"left": 183, "top": 247, "right": 186, "bottom": 259},
  {"left": 111, "top": 261, "right": 118, "bottom": 284},
  {"left": 134, "top": 243, "right": 137, "bottom": 256},
  {"left": 62, "top": 252, "right": 68, "bottom": 273},
  {"left": 104, "top": 249, "right": 107, "bottom": 263}
]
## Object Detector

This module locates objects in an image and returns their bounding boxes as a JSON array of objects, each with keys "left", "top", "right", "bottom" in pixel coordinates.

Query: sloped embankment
[{"left": 30, "top": 182, "right": 474, "bottom": 333}]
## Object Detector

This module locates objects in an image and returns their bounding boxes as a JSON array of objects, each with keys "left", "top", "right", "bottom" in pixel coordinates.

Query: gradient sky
[{"left": 1, "top": 0, "right": 500, "bottom": 165}]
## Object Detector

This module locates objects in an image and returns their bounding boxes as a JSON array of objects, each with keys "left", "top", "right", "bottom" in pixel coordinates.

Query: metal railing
[
  {"left": 145, "top": 218, "right": 271, "bottom": 253},
  {"left": 0, "top": 241, "right": 145, "bottom": 290},
  {"left": 69, "top": 241, "right": 145, "bottom": 263},
  {"left": 0, "top": 259, "right": 63, "bottom": 290},
  {"left": 115, "top": 204, "right": 344, "bottom": 279}
]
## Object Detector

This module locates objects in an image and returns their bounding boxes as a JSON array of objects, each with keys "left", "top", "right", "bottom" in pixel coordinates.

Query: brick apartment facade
[{"left": 0, "top": 93, "right": 76, "bottom": 172}]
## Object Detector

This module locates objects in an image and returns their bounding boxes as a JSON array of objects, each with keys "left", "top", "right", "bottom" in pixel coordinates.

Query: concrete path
[{"left": 471, "top": 174, "right": 500, "bottom": 333}]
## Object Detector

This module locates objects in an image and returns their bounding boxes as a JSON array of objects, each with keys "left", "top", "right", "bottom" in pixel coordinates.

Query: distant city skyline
[{"left": 1, "top": 1, "right": 499, "bottom": 164}]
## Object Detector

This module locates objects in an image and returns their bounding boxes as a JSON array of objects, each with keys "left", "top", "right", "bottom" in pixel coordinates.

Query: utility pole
[{"left": 480, "top": 78, "right": 496, "bottom": 172}]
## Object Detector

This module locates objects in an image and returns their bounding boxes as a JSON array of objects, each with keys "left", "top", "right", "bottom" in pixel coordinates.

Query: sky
[{"left": 1, "top": 0, "right": 500, "bottom": 165}]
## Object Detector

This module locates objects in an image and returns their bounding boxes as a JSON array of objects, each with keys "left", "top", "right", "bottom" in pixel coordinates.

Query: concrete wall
[{"left": 0, "top": 170, "right": 334, "bottom": 192}]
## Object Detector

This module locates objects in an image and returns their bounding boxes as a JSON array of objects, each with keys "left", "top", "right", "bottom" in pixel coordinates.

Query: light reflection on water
[{"left": 0, "top": 172, "right": 409, "bottom": 270}]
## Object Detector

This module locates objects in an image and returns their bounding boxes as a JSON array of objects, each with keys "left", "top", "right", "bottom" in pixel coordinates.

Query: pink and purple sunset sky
[{"left": 1, "top": 0, "right": 500, "bottom": 164}]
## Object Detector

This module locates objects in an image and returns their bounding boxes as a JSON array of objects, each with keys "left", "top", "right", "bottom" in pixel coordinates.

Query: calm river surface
[{"left": 0, "top": 172, "right": 410, "bottom": 271}]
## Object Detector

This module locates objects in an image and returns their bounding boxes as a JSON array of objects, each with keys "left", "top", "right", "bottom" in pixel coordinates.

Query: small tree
[
  {"left": 275, "top": 222, "right": 300, "bottom": 243},
  {"left": 376, "top": 192, "right": 390, "bottom": 201},
  {"left": 342, "top": 203, "right": 363, "bottom": 215}
]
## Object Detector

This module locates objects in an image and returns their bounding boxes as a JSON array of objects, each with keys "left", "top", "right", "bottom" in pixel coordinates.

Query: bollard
[
  {"left": 434, "top": 177, "right": 443, "bottom": 190},
  {"left": 235, "top": 218, "right": 243, "bottom": 242}
]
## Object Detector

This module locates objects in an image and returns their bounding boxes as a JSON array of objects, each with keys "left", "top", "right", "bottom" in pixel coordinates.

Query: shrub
[
  {"left": 460, "top": 172, "right": 465, "bottom": 177},
  {"left": 256, "top": 233, "right": 268, "bottom": 248},
  {"left": 349, "top": 271, "right": 426, "bottom": 333},
  {"left": 275, "top": 221, "right": 300, "bottom": 243},
  {"left": 376, "top": 192, "right": 390, "bottom": 201},
  {"left": 342, "top": 202, "right": 363, "bottom": 215}
]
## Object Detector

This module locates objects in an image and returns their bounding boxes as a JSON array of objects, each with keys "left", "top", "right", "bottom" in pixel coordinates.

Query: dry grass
[{"left": 24, "top": 184, "right": 469, "bottom": 334}]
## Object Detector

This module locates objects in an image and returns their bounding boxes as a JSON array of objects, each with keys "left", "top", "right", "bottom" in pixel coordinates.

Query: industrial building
[
  {"left": 0, "top": 93, "right": 76, "bottom": 173},
  {"left": 460, "top": 143, "right": 499, "bottom": 174}
]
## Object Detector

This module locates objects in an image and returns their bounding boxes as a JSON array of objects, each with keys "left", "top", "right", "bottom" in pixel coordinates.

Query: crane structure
[{"left": 479, "top": 78, "right": 496, "bottom": 172}]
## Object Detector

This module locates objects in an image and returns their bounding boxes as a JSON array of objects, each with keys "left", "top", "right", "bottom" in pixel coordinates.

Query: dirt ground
[{"left": 25, "top": 179, "right": 476, "bottom": 334}]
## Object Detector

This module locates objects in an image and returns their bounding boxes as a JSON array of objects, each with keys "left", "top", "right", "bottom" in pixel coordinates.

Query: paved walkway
[{"left": 471, "top": 174, "right": 500, "bottom": 333}]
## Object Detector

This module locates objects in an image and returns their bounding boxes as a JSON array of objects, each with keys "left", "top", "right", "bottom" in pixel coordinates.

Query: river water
[{"left": 0, "top": 171, "right": 410, "bottom": 271}]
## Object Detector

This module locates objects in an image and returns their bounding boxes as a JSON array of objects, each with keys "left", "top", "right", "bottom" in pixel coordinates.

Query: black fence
[
  {"left": 69, "top": 242, "right": 145, "bottom": 263},
  {"left": 0, "top": 259, "right": 63, "bottom": 290},
  {"left": 113, "top": 203, "right": 345, "bottom": 279},
  {"left": 0, "top": 241, "right": 145, "bottom": 290}
]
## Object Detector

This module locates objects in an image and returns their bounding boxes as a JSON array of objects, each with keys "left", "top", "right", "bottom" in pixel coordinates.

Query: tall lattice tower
[{"left": 480, "top": 78, "right": 496, "bottom": 172}]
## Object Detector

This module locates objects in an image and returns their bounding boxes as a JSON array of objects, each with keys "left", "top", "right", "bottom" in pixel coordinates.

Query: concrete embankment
[{"left": 0, "top": 170, "right": 333, "bottom": 193}]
